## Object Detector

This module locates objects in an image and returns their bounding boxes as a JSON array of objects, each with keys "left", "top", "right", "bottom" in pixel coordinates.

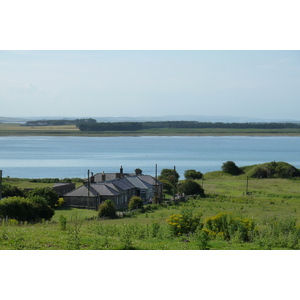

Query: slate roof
[
  {"left": 109, "top": 178, "right": 135, "bottom": 191},
  {"left": 138, "top": 175, "right": 162, "bottom": 186},
  {"left": 64, "top": 183, "right": 119, "bottom": 197},
  {"left": 64, "top": 185, "right": 97, "bottom": 197},
  {"left": 64, "top": 175, "right": 160, "bottom": 198},
  {"left": 90, "top": 183, "right": 120, "bottom": 196},
  {"left": 125, "top": 176, "right": 153, "bottom": 190}
]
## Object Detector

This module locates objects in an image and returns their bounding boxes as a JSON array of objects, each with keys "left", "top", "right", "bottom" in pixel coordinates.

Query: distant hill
[{"left": 2, "top": 115, "right": 300, "bottom": 124}]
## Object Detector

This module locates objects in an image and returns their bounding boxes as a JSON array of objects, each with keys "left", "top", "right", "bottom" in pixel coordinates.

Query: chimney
[
  {"left": 102, "top": 171, "right": 106, "bottom": 181},
  {"left": 91, "top": 172, "right": 95, "bottom": 183},
  {"left": 120, "top": 166, "right": 123, "bottom": 174}
]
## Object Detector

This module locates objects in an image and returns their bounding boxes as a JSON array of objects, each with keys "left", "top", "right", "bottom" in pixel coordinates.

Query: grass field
[
  {"left": 2, "top": 123, "right": 300, "bottom": 136},
  {"left": 1, "top": 173, "right": 300, "bottom": 250},
  {"left": 0, "top": 123, "right": 80, "bottom": 136}
]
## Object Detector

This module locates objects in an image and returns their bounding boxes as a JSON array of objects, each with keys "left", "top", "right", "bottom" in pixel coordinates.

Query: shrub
[
  {"left": 2, "top": 184, "right": 25, "bottom": 198},
  {"left": 26, "top": 187, "right": 59, "bottom": 208},
  {"left": 56, "top": 198, "right": 65, "bottom": 207},
  {"left": 128, "top": 196, "right": 143, "bottom": 211},
  {"left": 222, "top": 161, "right": 242, "bottom": 175},
  {"left": 160, "top": 179, "right": 173, "bottom": 194},
  {"left": 0, "top": 196, "right": 54, "bottom": 222},
  {"left": 159, "top": 169, "right": 180, "bottom": 183},
  {"left": 184, "top": 169, "right": 203, "bottom": 180},
  {"left": 59, "top": 215, "right": 67, "bottom": 231},
  {"left": 249, "top": 161, "right": 300, "bottom": 178},
  {"left": 205, "top": 212, "right": 255, "bottom": 242},
  {"left": 166, "top": 209, "right": 203, "bottom": 236},
  {"left": 195, "top": 229, "right": 211, "bottom": 250},
  {"left": 27, "top": 195, "right": 55, "bottom": 220},
  {"left": 179, "top": 180, "right": 204, "bottom": 196},
  {"left": 98, "top": 199, "right": 117, "bottom": 219}
]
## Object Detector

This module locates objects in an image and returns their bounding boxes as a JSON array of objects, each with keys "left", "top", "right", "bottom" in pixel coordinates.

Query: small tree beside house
[{"left": 128, "top": 196, "right": 143, "bottom": 211}]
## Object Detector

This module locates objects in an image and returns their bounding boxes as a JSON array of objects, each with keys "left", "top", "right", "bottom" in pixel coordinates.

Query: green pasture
[
  {"left": 1, "top": 174, "right": 300, "bottom": 249},
  {"left": 2, "top": 177, "right": 83, "bottom": 189},
  {"left": 0, "top": 123, "right": 79, "bottom": 136}
]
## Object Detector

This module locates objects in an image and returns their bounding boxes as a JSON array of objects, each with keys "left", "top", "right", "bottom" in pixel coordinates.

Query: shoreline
[
  {"left": 2, "top": 123, "right": 300, "bottom": 137},
  {"left": 2, "top": 133, "right": 300, "bottom": 137}
]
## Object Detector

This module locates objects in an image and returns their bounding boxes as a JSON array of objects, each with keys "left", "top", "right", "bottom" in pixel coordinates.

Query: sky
[{"left": 1, "top": 50, "right": 300, "bottom": 121}]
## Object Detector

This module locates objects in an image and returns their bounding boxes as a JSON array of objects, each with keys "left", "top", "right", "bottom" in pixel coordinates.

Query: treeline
[
  {"left": 78, "top": 121, "right": 300, "bottom": 132},
  {"left": 22, "top": 118, "right": 97, "bottom": 127}
]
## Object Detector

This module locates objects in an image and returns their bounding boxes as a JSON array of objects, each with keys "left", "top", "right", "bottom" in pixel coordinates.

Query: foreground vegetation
[{"left": 1, "top": 167, "right": 300, "bottom": 250}]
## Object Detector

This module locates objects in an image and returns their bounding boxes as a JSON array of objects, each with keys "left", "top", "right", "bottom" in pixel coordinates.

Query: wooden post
[
  {"left": 0, "top": 170, "right": 2, "bottom": 199},
  {"left": 87, "top": 169, "right": 90, "bottom": 209},
  {"left": 173, "top": 166, "right": 176, "bottom": 200},
  {"left": 155, "top": 164, "right": 158, "bottom": 203}
]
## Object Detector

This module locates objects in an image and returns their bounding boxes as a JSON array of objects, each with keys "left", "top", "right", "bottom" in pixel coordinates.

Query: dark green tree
[
  {"left": 26, "top": 187, "right": 59, "bottom": 208},
  {"left": 27, "top": 195, "right": 54, "bottom": 220},
  {"left": 222, "top": 161, "right": 242, "bottom": 175},
  {"left": 98, "top": 199, "right": 117, "bottom": 219},
  {"left": 0, "top": 196, "right": 54, "bottom": 222},
  {"left": 160, "top": 179, "right": 173, "bottom": 194},
  {"left": 179, "top": 180, "right": 205, "bottom": 196},
  {"left": 135, "top": 168, "right": 143, "bottom": 175},
  {"left": 2, "top": 184, "right": 25, "bottom": 198},
  {"left": 158, "top": 169, "right": 180, "bottom": 184},
  {"left": 184, "top": 169, "right": 203, "bottom": 180},
  {"left": 128, "top": 196, "right": 144, "bottom": 211}
]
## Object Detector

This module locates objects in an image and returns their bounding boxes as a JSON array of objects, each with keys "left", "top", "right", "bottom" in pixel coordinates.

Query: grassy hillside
[{"left": 1, "top": 165, "right": 300, "bottom": 249}]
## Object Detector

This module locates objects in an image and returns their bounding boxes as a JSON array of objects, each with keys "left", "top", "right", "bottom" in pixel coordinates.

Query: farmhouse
[
  {"left": 63, "top": 167, "right": 163, "bottom": 210},
  {"left": 53, "top": 182, "right": 76, "bottom": 197}
]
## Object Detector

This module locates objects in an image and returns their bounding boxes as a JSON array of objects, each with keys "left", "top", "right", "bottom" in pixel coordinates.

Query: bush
[
  {"left": 205, "top": 212, "right": 255, "bottom": 242},
  {"left": 27, "top": 195, "right": 54, "bottom": 220},
  {"left": 98, "top": 199, "right": 117, "bottom": 219},
  {"left": 179, "top": 180, "right": 204, "bottom": 196},
  {"left": 26, "top": 188, "right": 59, "bottom": 208},
  {"left": 59, "top": 215, "right": 67, "bottom": 231},
  {"left": 128, "top": 196, "right": 144, "bottom": 211},
  {"left": 159, "top": 169, "right": 180, "bottom": 183},
  {"left": 160, "top": 179, "right": 173, "bottom": 195},
  {"left": 0, "top": 196, "right": 54, "bottom": 222},
  {"left": 184, "top": 169, "right": 203, "bottom": 180},
  {"left": 248, "top": 161, "right": 300, "bottom": 178},
  {"left": 222, "top": 161, "right": 242, "bottom": 175},
  {"left": 166, "top": 209, "right": 203, "bottom": 236},
  {"left": 2, "top": 184, "right": 25, "bottom": 198},
  {"left": 56, "top": 198, "right": 65, "bottom": 207}
]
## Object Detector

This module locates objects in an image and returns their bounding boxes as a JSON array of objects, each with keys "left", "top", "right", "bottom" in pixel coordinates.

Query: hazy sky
[{"left": 1, "top": 50, "right": 299, "bottom": 120}]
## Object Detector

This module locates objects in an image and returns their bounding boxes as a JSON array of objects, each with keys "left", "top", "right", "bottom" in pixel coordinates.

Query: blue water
[{"left": 0, "top": 136, "right": 300, "bottom": 179}]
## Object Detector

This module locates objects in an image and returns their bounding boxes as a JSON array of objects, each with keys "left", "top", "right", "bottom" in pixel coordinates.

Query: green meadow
[{"left": 1, "top": 171, "right": 300, "bottom": 250}]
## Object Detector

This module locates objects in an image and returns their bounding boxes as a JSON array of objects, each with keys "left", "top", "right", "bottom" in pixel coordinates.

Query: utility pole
[
  {"left": 246, "top": 176, "right": 249, "bottom": 195},
  {"left": 173, "top": 166, "right": 176, "bottom": 200},
  {"left": 0, "top": 170, "right": 2, "bottom": 199},
  {"left": 155, "top": 164, "right": 158, "bottom": 203},
  {"left": 87, "top": 169, "right": 90, "bottom": 209}
]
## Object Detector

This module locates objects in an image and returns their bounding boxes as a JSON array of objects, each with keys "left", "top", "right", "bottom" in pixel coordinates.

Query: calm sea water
[{"left": 0, "top": 136, "right": 300, "bottom": 179}]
